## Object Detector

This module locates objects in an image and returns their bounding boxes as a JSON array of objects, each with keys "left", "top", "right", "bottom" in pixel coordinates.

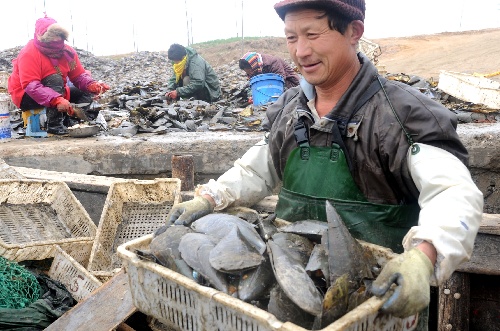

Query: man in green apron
[{"left": 166, "top": 1, "right": 483, "bottom": 329}]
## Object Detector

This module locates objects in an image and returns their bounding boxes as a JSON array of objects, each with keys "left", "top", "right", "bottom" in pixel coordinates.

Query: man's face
[{"left": 284, "top": 9, "right": 352, "bottom": 89}]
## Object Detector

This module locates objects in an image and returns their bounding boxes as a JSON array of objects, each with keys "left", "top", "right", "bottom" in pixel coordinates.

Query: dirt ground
[
  {"left": 372, "top": 28, "right": 500, "bottom": 81},
  {"left": 197, "top": 28, "right": 500, "bottom": 82}
]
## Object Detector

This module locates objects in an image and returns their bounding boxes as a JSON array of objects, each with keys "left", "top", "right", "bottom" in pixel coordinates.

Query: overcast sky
[{"left": 1, "top": 0, "right": 499, "bottom": 56}]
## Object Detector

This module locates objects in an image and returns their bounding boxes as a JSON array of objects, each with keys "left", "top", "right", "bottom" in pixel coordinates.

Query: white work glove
[
  {"left": 370, "top": 248, "right": 434, "bottom": 318},
  {"left": 166, "top": 197, "right": 214, "bottom": 226}
]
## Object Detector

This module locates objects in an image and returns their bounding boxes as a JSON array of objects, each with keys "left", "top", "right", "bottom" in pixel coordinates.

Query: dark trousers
[{"left": 20, "top": 74, "right": 95, "bottom": 131}]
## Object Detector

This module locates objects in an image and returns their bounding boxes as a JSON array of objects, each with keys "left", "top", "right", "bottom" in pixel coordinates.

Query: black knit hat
[
  {"left": 274, "top": 0, "right": 365, "bottom": 22},
  {"left": 168, "top": 44, "right": 187, "bottom": 61}
]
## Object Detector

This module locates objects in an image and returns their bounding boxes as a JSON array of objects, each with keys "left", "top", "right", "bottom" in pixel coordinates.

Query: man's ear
[{"left": 350, "top": 20, "right": 365, "bottom": 43}]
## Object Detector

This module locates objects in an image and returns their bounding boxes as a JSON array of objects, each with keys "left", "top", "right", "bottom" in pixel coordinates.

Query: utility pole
[
  {"left": 240, "top": 0, "right": 244, "bottom": 54},
  {"left": 241, "top": 0, "right": 244, "bottom": 41},
  {"left": 85, "top": 23, "right": 88, "bottom": 52},
  {"left": 185, "top": 0, "right": 190, "bottom": 46},
  {"left": 459, "top": 0, "right": 466, "bottom": 29},
  {"left": 69, "top": 4, "right": 75, "bottom": 47},
  {"left": 132, "top": 24, "right": 138, "bottom": 52},
  {"left": 235, "top": 0, "right": 239, "bottom": 37}
]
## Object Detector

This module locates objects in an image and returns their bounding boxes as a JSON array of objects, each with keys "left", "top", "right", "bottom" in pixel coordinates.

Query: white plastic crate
[
  {"left": 438, "top": 70, "right": 500, "bottom": 110},
  {"left": 0, "top": 158, "right": 25, "bottom": 180},
  {"left": 118, "top": 234, "right": 418, "bottom": 331},
  {"left": 0, "top": 179, "right": 97, "bottom": 264},
  {"left": 149, "top": 318, "right": 176, "bottom": 331},
  {"left": 48, "top": 245, "right": 102, "bottom": 302},
  {"left": 88, "top": 178, "right": 181, "bottom": 281}
]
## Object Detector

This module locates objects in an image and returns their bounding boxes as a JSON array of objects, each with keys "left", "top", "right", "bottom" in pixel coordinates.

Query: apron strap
[
  {"left": 294, "top": 117, "right": 309, "bottom": 147},
  {"left": 294, "top": 76, "right": 386, "bottom": 165},
  {"left": 294, "top": 117, "right": 311, "bottom": 160},
  {"left": 330, "top": 122, "right": 353, "bottom": 170},
  {"left": 331, "top": 76, "right": 386, "bottom": 170},
  {"left": 334, "top": 76, "right": 386, "bottom": 136},
  {"left": 376, "top": 76, "right": 417, "bottom": 148}
]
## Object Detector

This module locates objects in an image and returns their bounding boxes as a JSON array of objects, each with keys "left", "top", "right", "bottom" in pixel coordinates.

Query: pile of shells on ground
[{"left": 1, "top": 46, "right": 498, "bottom": 139}]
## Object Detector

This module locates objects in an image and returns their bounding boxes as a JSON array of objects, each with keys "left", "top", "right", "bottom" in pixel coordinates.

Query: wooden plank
[
  {"left": 479, "top": 213, "right": 500, "bottom": 235},
  {"left": 45, "top": 269, "right": 137, "bottom": 331},
  {"left": 456, "top": 233, "right": 500, "bottom": 275},
  {"left": 438, "top": 272, "right": 470, "bottom": 331}
]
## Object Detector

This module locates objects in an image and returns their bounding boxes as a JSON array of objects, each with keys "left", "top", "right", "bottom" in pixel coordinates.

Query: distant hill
[
  {"left": 191, "top": 28, "right": 500, "bottom": 81},
  {"left": 193, "top": 37, "right": 291, "bottom": 68}
]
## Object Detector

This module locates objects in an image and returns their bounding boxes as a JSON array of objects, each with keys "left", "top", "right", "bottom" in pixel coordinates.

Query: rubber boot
[{"left": 46, "top": 107, "right": 68, "bottom": 135}]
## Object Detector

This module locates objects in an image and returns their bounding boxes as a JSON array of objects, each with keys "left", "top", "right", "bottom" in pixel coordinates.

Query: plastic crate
[
  {"left": 0, "top": 158, "right": 25, "bottom": 180},
  {"left": 117, "top": 234, "right": 418, "bottom": 331},
  {"left": 438, "top": 70, "right": 500, "bottom": 110},
  {"left": 48, "top": 245, "right": 102, "bottom": 302},
  {"left": 88, "top": 178, "right": 181, "bottom": 281},
  {"left": 0, "top": 179, "right": 97, "bottom": 264},
  {"left": 149, "top": 318, "right": 176, "bottom": 331}
]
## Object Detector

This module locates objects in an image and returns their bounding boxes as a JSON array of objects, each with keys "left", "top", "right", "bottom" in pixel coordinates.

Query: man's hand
[
  {"left": 370, "top": 248, "right": 434, "bottom": 318},
  {"left": 165, "top": 90, "right": 178, "bottom": 100},
  {"left": 87, "top": 81, "right": 110, "bottom": 95},
  {"left": 50, "top": 96, "right": 73, "bottom": 115},
  {"left": 166, "top": 196, "right": 214, "bottom": 226}
]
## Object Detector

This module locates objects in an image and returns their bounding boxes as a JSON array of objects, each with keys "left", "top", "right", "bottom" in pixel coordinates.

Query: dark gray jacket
[{"left": 263, "top": 53, "right": 468, "bottom": 205}]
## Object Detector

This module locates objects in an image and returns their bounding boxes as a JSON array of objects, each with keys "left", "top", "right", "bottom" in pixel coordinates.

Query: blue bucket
[{"left": 250, "top": 73, "right": 284, "bottom": 106}]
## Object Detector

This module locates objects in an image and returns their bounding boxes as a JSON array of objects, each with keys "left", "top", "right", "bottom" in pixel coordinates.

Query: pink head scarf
[
  {"left": 33, "top": 14, "right": 76, "bottom": 71},
  {"left": 35, "top": 15, "right": 57, "bottom": 38}
]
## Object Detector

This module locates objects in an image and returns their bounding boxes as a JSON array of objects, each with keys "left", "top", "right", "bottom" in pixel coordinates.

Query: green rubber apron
[
  {"left": 276, "top": 141, "right": 419, "bottom": 253},
  {"left": 275, "top": 78, "right": 419, "bottom": 253}
]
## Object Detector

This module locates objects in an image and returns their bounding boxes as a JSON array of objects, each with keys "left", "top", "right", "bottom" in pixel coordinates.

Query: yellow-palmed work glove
[
  {"left": 370, "top": 248, "right": 434, "bottom": 318},
  {"left": 166, "top": 196, "right": 214, "bottom": 226}
]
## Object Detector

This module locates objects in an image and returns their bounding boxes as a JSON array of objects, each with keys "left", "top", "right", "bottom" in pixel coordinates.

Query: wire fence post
[{"left": 185, "top": 0, "right": 190, "bottom": 46}]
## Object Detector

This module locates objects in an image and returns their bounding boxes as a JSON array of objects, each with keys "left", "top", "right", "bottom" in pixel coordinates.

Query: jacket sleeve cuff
[
  {"left": 195, "top": 138, "right": 280, "bottom": 210},
  {"left": 71, "top": 73, "right": 94, "bottom": 91},
  {"left": 195, "top": 180, "right": 234, "bottom": 210},
  {"left": 24, "top": 80, "right": 61, "bottom": 107}
]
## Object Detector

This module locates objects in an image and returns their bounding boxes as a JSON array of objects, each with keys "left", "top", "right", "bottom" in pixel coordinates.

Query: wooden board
[
  {"left": 45, "top": 269, "right": 136, "bottom": 331},
  {"left": 479, "top": 213, "right": 500, "bottom": 235},
  {"left": 456, "top": 233, "right": 500, "bottom": 275},
  {"left": 438, "top": 272, "right": 470, "bottom": 331}
]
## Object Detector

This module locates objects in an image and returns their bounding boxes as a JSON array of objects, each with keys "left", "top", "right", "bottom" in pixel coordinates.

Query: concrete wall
[
  {"left": 0, "top": 132, "right": 263, "bottom": 176},
  {"left": 2, "top": 124, "right": 500, "bottom": 214},
  {"left": 457, "top": 123, "right": 500, "bottom": 214}
]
